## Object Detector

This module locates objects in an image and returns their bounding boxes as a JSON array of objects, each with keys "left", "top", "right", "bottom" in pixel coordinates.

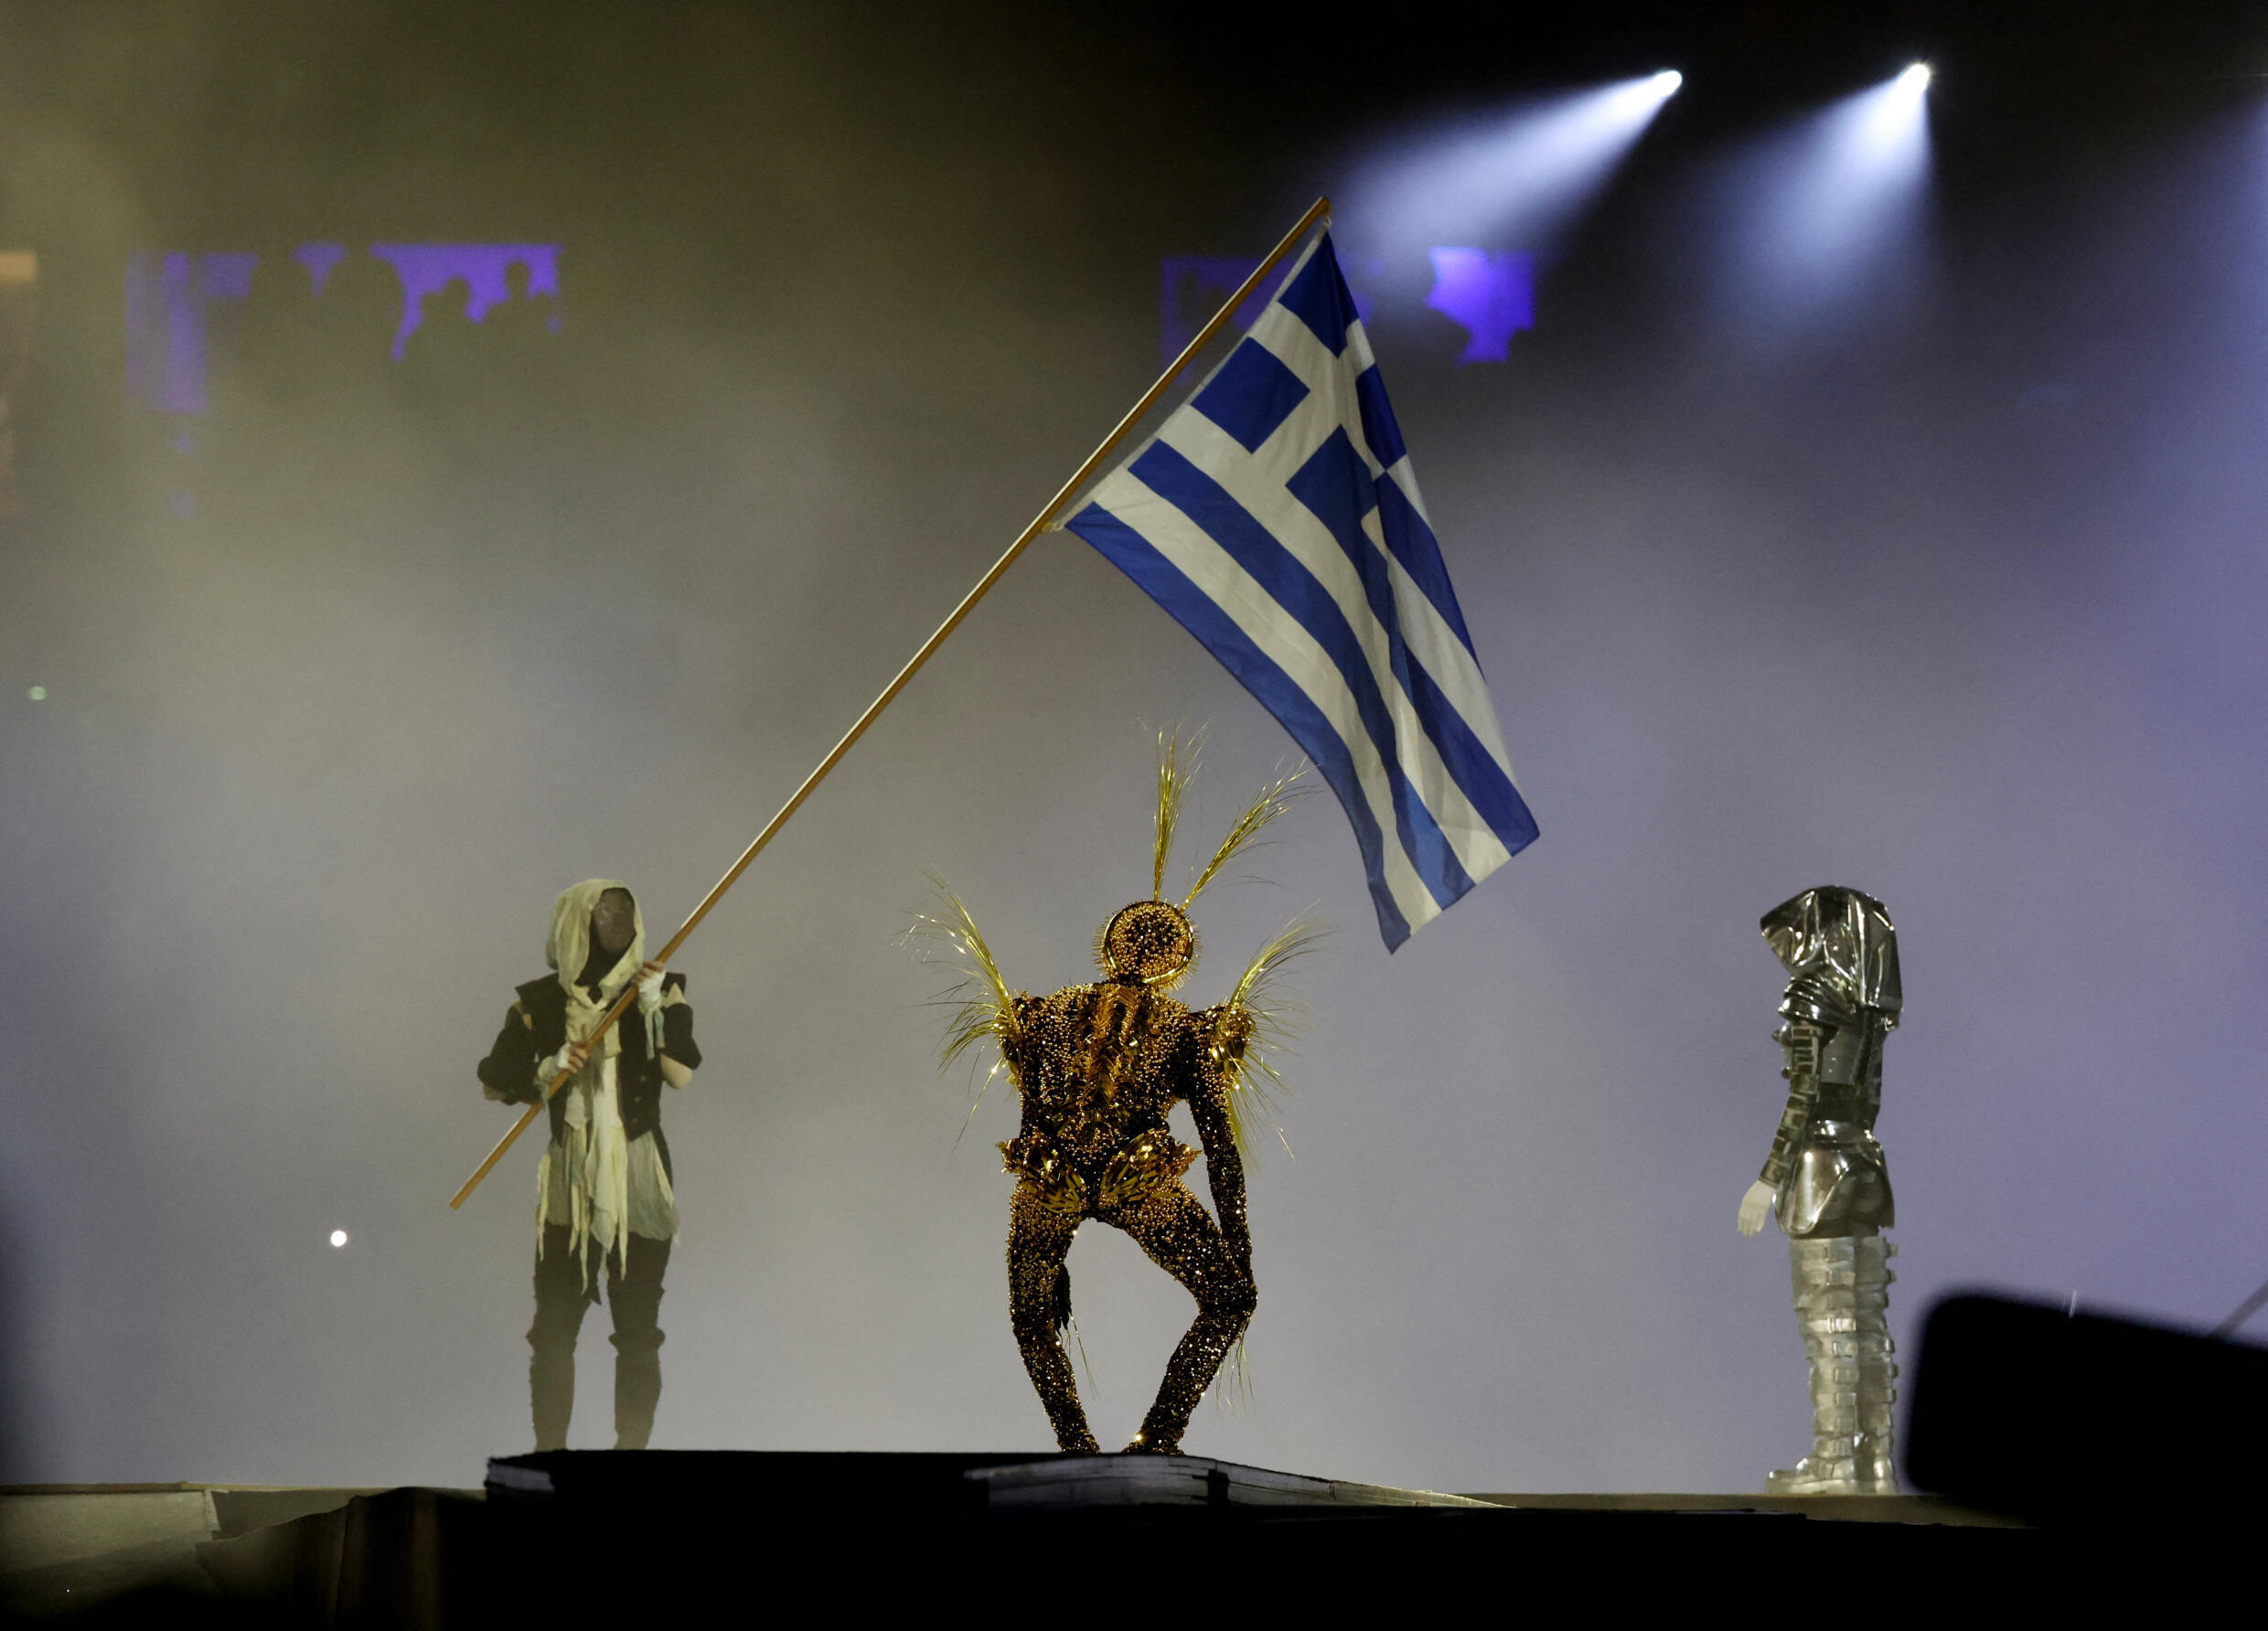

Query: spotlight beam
[
  {"left": 1349, "top": 71, "right": 1684, "bottom": 251},
  {"left": 1729, "top": 63, "right": 1936, "bottom": 326}
]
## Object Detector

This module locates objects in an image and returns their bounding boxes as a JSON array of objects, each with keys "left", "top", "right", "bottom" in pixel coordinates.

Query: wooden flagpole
[{"left": 450, "top": 196, "right": 1333, "bottom": 1210}]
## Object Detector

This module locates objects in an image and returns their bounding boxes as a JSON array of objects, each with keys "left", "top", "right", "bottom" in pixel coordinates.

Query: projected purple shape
[
  {"left": 1159, "top": 257, "right": 1278, "bottom": 368},
  {"left": 1424, "top": 248, "right": 1535, "bottom": 364},
  {"left": 368, "top": 243, "right": 561, "bottom": 359},
  {"left": 123, "top": 251, "right": 260, "bottom": 414},
  {"left": 294, "top": 242, "right": 347, "bottom": 295}
]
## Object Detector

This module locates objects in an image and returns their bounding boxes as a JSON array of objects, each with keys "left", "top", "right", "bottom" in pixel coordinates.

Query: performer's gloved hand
[
  {"left": 1736, "top": 1179, "right": 1776, "bottom": 1237},
  {"left": 542, "top": 1042, "right": 592, "bottom": 1092},
  {"left": 635, "top": 960, "right": 668, "bottom": 1015}
]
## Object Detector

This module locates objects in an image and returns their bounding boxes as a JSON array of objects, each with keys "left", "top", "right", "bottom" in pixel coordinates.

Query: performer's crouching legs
[
  {"left": 1109, "top": 1180, "right": 1256, "bottom": 1455},
  {"left": 529, "top": 1224, "right": 593, "bottom": 1452},
  {"left": 1007, "top": 1185, "right": 1098, "bottom": 1454},
  {"left": 606, "top": 1234, "right": 671, "bottom": 1451}
]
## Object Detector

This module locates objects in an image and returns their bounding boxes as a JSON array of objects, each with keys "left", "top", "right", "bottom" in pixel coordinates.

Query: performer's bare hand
[
  {"left": 1736, "top": 1179, "right": 1775, "bottom": 1237},
  {"left": 557, "top": 1042, "right": 593, "bottom": 1079},
  {"left": 637, "top": 960, "right": 666, "bottom": 985}
]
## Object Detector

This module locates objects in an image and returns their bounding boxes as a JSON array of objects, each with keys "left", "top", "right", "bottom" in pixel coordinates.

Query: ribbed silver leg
[{"left": 1767, "top": 1233, "right": 1899, "bottom": 1494}]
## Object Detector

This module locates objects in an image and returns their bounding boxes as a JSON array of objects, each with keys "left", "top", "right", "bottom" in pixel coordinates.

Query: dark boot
[
  {"left": 529, "top": 1225, "right": 592, "bottom": 1452},
  {"left": 612, "top": 1332, "right": 662, "bottom": 1451},
  {"left": 530, "top": 1347, "right": 575, "bottom": 1453},
  {"left": 606, "top": 1233, "right": 671, "bottom": 1451}
]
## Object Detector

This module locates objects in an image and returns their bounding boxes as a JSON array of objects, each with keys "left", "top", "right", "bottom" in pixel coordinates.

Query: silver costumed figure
[{"left": 1736, "top": 887, "right": 1901, "bottom": 1495}]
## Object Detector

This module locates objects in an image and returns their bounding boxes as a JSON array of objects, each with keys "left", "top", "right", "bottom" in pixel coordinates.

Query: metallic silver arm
[{"left": 1759, "top": 1017, "right": 1822, "bottom": 1189}]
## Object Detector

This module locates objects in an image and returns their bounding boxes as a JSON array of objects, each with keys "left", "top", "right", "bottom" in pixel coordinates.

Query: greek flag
[{"left": 1064, "top": 229, "right": 1538, "bottom": 948}]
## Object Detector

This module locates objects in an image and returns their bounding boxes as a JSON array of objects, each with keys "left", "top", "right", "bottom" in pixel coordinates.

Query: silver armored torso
[
  {"left": 1771, "top": 1006, "right": 1893, "bottom": 1237},
  {"left": 1759, "top": 890, "right": 1900, "bottom": 1240}
]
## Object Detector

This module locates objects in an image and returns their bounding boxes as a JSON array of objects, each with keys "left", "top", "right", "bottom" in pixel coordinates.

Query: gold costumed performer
[{"left": 914, "top": 739, "right": 1318, "bottom": 1455}]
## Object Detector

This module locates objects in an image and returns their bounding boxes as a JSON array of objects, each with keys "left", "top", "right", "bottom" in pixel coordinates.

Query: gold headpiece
[
  {"left": 1097, "top": 899, "right": 1199, "bottom": 988},
  {"left": 1095, "top": 730, "right": 1306, "bottom": 988}
]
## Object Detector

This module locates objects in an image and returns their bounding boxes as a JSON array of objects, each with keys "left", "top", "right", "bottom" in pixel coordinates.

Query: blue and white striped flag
[{"left": 1064, "top": 229, "right": 1538, "bottom": 948}]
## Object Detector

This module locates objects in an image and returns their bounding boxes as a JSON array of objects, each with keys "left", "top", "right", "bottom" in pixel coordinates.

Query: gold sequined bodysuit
[
  {"left": 1000, "top": 979, "right": 1253, "bottom": 1454},
  {"left": 911, "top": 735, "right": 1312, "bottom": 1455}
]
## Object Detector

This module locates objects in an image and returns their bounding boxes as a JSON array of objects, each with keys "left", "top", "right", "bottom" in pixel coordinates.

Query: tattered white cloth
[
  {"left": 538, "top": 1051, "right": 679, "bottom": 1254},
  {"left": 530, "top": 879, "right": 682, "bottom": 1285}
]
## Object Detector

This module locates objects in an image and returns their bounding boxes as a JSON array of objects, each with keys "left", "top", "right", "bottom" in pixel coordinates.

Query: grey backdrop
[{"left": 3, "top": 5, "right": 2265, "bottom": 1493}]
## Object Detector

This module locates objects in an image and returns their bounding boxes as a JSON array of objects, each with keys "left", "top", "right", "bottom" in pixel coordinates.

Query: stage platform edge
[{"left": 4, "top": 1459, "right": 2031, "bottom": 1619}]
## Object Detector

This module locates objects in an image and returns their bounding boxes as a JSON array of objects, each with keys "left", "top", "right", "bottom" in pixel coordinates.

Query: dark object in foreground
[
  {"left": 151, "top": 1451, "right": 2041, "bottom": 1623},
  {"left": 1907, "top": 1291, "right": 2268, "bottom": 1524}
]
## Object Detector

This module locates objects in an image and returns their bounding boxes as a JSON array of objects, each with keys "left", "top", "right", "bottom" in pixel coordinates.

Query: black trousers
[{"left": 529, "top": 1224, "right": 671, "bottom": 1451}]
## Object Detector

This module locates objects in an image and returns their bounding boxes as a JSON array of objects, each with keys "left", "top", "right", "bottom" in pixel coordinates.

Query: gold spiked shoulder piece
[
  {"left": 1155, "top": 726, "right": 1321, "bottom": 1163},
  {"left": 1200, "top": 914, "right": 1326, "bottom": 1165},
  {"left": 904, "top": 877, "right": 1023, "bottom": 1092}
]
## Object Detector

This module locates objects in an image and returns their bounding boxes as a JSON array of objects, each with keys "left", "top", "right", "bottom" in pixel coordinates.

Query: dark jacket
[{"left": 477, "top": 974, "right": 701, "bottom": 1172}]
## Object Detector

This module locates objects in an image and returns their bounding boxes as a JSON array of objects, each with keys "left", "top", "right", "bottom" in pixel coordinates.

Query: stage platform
[{"left": 4, "top": 1455, "right": 2049, "bottom": 1621}]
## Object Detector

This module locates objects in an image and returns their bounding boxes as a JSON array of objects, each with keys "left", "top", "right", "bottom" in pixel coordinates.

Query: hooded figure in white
[{"left": 478, "top": 879, "right": 702, "bottom": 1450}]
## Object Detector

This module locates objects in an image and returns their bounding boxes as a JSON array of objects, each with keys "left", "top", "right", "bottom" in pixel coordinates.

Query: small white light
[
  {"left": 1900, "top": 62, "right": 1932, "bottom": 90},
  {"left": 329, "top": 1229, "right": 349, "bottom": 1248},
  {"left": 1653, "top": 69, "right": 1684, "bottom": 94},
  {"left": 26, "top": 686, "right": 45, "bottom": 701}
]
